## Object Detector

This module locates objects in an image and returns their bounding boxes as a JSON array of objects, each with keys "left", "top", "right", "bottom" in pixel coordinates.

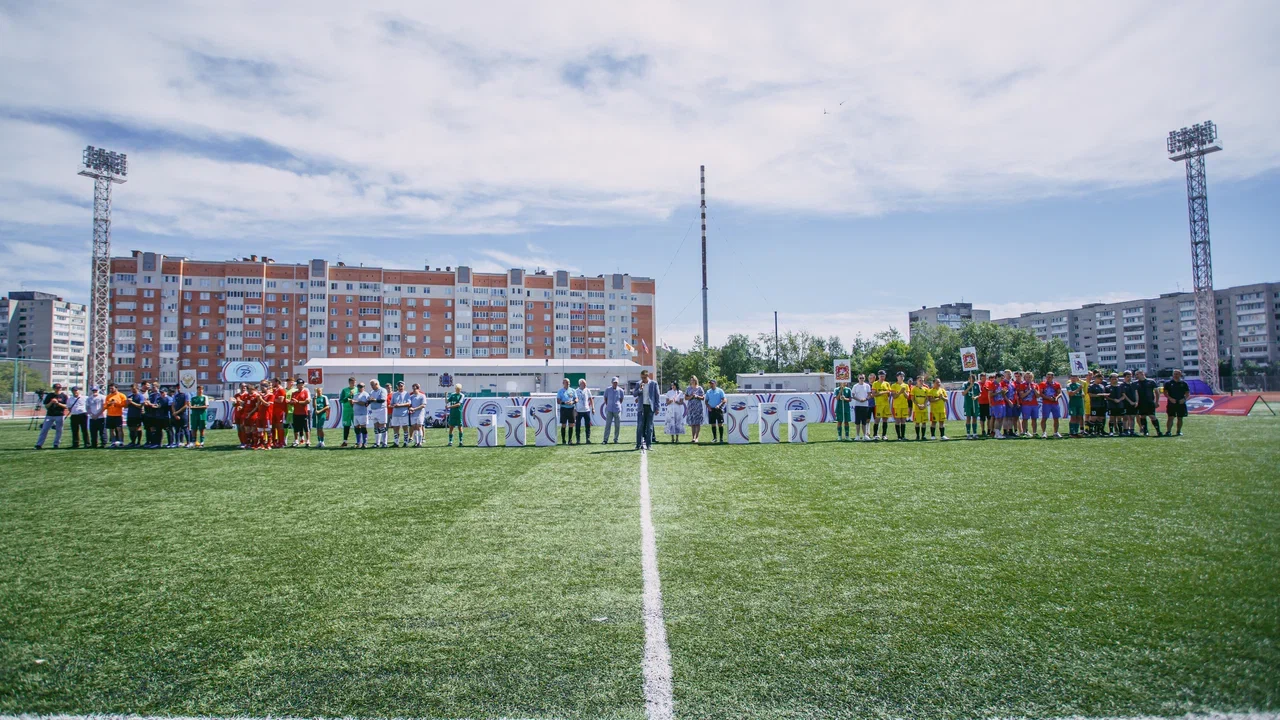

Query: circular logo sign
[
  {"left": 220, "top": 360, "right": 268, "bottom": 384},
  {"left": 1186, "top": 396, "right": 1215, "bottom": 412}
]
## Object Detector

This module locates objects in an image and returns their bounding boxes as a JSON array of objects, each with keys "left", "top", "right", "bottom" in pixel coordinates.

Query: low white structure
[
  {"left": 295, "top": 358, "right": 645, "bottom": 396},
  {"left": 736, "top": 371, "right": 836, "bottom": 392}
]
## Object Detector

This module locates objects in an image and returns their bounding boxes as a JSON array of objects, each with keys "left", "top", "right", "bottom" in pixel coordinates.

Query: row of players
[{"left": 831, "top": 368, "right": 1192, "bottom": 441}]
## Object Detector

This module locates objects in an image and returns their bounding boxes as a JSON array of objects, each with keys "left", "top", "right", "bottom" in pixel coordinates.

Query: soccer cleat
[
  {"left": 1054, "top": 433, "right": 1062, "bottom": 438},
  {"left": 940, "top": 435, "right": 949, "bottom": 441}
]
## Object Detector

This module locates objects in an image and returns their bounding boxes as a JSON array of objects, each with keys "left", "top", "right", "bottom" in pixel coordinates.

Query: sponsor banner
[
  {"left": 1157, "top": 394, "right": 1264, "bottom": 416},
  {"left": 758, "top": 402, "right": 782, "bottom": 444},
  {"left": 504, "top": 406, "right": 527, "bottom": 447},
  {"left": 834, "top": 359, "right": 852, "bottom": 385},
  {"left": 475, "top": 414, "right": 497, "bottom": 447},
  {"left": 178, "top": 370, "right": 197, "bottom": 392},
  {"left": 960, "top": 347, "right": 979, "bottom": 373},
  {"left": 220, "top": 360, "right": 268, "bottom": 384},
  {"left": 787, "top": 410, "right": 809, "bottom": 443},
  {"left": 530, "top": 399, "right": 558, "bottom": 446},
  {"left": 725, "top": 396, "right": 751, "bottom": 444},
  {"left": 1068, "top": 352, "right": 1088, "bottom": 377}
]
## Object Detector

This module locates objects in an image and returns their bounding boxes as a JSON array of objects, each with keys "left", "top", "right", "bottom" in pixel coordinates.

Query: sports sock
[
  {"left": 940, "top": 424, "right": 945, "bottom": 437},
  {"left": 930, "top": 426, "right": 936, "bottom": 437},
  {"left": 1152, "top": 418, "right": 1161, "bottom": 434}
]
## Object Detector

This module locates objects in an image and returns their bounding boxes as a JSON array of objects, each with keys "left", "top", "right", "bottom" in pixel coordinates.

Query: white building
[
  {"left": 736, "top": 371, "right": 836, "bottom": 392},
  {"left": 295, "top": 357, "right": 646, "bottom": 396}
]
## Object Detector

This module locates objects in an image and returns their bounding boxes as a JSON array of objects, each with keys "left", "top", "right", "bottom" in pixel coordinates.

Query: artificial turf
[{"left": 1, "top": 415, "right": 1278, "bottom": 719}]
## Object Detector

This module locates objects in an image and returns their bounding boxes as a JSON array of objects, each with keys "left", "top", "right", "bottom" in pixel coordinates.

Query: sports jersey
[
  {"left": 1065, "top": 382, "right": 1084, "bottom": 413},
  {"left": 1163, "top": 379, "right": 1189, "bottom": 402},
  {"left": 339, "top": 386, "right": 356, "bottom": 425},
  {"left": 446, "top": 391, "right": 464, "bottom": 425},
  {"left": 271, "top": 389, "right": 287, "bottom": 423},
  {"left": 872, "top": 381, "right": 892, "bottom": 411},
  {"left": 978, "top": 381, "right": 991, "bottom": 404},
  {"left": 291, "top": 388, "right": 311, "bottom": 415},
  {"left": 990, "top": 381, "right": 1008, "bottom": 405},
  {"left": 889, "top": 382, "right": 910, "bottom": 408},
  {"left": 105, "top": 391, "right": 127, "bottom": 417},
  {"left": 1107, "top": 383, "right": 1126, "bottom": 406},
  {"left": 390, "top": 390, "right": 411, "bottom": 421},
  {"left": 1018, "top": 382, "right": 1038, "bottom": 406},
  {"left": 835, "top": 386, "right": 852, "bottom": 403},
  {"left": 912, "top": 386, "right": 929, "bottom": 409},
  {"left": 284, "top": 388, "right": 296, "bottom": 420},
  {"left": 834, "top": 385, "right": 853, "bottom": 422},
  {"left": 1039, "top": 381, "right": 1061, "bottom": 404},
  {"left": 929, "top": 387, "right": 948, "bottom": 417},
  {"left": 1133, "top": 378, "right": 1158, "bottom": 407},
  {"left": 353, "top": 391, "right": 370, "bottom": 422},
  {"left": 408, "top": 392, "right": 426, "bottom": 423},
  {"left": 366, "top": 388, "right": 388, "bottom": 422},
  {"left": 189, "top": 394, "right": 208, "bottom": 419},
  {"left": 312, "top": 393, "right": 330, "bottom": 423}
]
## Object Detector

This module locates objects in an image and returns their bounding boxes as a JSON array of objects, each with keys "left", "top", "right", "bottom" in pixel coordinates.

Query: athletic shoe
[
  {"left": 940, "top": 436, "right": 949, "bottom": 441},
  {"left": 1053, "top": 433, "right": 1062, "bottom": 439},
  {"left": 447, "top": 441, "right": 453, "bottom": 446},
  {"left": 340, "top": 442, "right": 348, "bottom": 447}
]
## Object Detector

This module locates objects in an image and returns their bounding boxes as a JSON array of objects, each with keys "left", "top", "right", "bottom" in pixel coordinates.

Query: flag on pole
[
  {"left": 642, "top": 339, "right": 651, "bottom": 352},
  {"left": 624, "top": 341, "right": 637, "bottom": 355}
]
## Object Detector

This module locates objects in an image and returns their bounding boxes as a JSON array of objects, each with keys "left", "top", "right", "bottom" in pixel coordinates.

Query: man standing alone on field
[
  {"left": 601, "top": 376, "right": 625, "bottom": 444},
  {"left": 634, "top": 369, "right": 658, "bottom": 451},
  {"left": 34, "top": 383, "right": 68, "bottom": 449}
]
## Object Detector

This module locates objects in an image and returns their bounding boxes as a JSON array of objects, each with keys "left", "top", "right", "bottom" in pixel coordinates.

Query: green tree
[
  {"left": 717, "top": 333, "right": 762, "bottom": 381},
  {"left": 0, "top": 361, "right": 45, "bottom": 398}
]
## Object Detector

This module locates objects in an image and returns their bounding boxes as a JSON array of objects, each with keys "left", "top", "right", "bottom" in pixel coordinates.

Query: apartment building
[
  {"left": 106, "top": 251, "right": 657, "bottom": 392},
  {"left": 0, "top": 291, "right": 89, "bottom": 388},
  {"left": 908, "top": 303, "right": 991, "bottom": 336},
  {"left": 993, "top": 282, "right": 1280, "bottom": 375}
]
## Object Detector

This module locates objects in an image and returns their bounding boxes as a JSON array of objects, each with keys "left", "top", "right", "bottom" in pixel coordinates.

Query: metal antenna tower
[
  {"left": 1167, "top": 121, "right": 1221, "bottom": 392},
  {"left": 700, "top": 165, "right": 708, "bottom": 348},
  {"left": 78, "top": 146, "right": 128, "bottom": 391}
]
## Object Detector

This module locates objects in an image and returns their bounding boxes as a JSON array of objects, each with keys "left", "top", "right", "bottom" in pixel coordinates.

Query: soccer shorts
[
  {"left": 1020, "top": 405, "right": 1037, "bottom": 419},
  {"left": 390, "top": 415, "right": 409, "bottom": 427},
  {"left": 854, "top": 405, "right": 871, "bottom": 424},
  {"left": 963, "top": 398, "right": 978, "bottom": 418},
  {"left": 931, "top": 405, "right": 947, "bottom": 422},
  {"left": 1090, "top": 404, "right": 1108, "bottom": 419},
  {"left": 1166, "top": 403, "right": 1187, "bottom": 418},
  {"left": 106, "top": 416, "right": 122, "bottom": 430},
  {"left": 1041, "top": 403, "right": 1061, "bottom": 419},
  {"left": 912, "top": 406, "right": 929, "bottom": 423},
  {"left": 559, "top": 407, "right": 576, "bottom": 424},
  {"left": 990, "top": 403, "right": 1006, "bottom": 419},
  {"left": 707, "top": 408, "right": 724, "bottom": 424},
  {"left": 292, "top": 415, "right": 310, "bottom": 433},
  {"left": 978, "top": 403, "right": 990, "bottom": 419},
  {"left": 1068, "top": 401, "right": 1084, "bottom": 417},
  {"left": 834, "top": 403, "right": 852, "bottom": 423},
  {"left": 127, "top": 417, "right": 143, "bottom": 429},
  {"left": 1107, "top": 403, "right": 1125, "bottom": 416},
  {"left": 1137, "top": 402, "right": 1156, "bottom": 416},
  {"left": 892, "top": 403, "right": 910, "bottom": 420},
  {"left": 875, "top": 401, "right": 890, "bottom": 419}
]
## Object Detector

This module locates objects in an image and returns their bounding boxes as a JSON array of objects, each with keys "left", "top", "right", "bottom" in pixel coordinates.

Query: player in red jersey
[
  {"left": 233, "top": 384, "right": 249, "bottom": 448},
  {"left": 270, "top": 379, "right": 288, "bottom": 448},
  {"left": 252, "top": 383, "right": 272, "bottom": 449}
]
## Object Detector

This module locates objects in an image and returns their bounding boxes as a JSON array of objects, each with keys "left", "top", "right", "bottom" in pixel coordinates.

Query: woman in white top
[
  {"left": 663, "top": 381, "right": 685, "bottom": 441},
  {"left": 408, "top": 383, "right": 427, "bottom": 447}
]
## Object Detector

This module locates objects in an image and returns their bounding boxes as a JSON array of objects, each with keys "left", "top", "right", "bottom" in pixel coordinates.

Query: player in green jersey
[
  {"left": 338, "top": 377, "right": 356, "bottom": 447},
  {"left": 1066, "top": 374, "right": 1085, "bottom": 437},
  {"left": 833, "top": 381, "right": 853, "bottom": 441},
  {"left": 962, "top": 374, "right": 981, "bottom": 439},
  {"left": 446, "top": 383, "right": 465, "bottom": 447},
  {"left": 311, "top": 384, "right": 330, "bottom": 448},
  {"left": 189, "top": 386, "right": 209, "bottom": 448}
]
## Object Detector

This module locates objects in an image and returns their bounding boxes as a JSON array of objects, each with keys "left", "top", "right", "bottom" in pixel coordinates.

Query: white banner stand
[
  {"left": 531, "top": 400, "right": 558, "bottom": 446},
  {"left": 787, "top": 410, "right": 809, "bottom": 443},
  {"left": 503, "top": 406, "right": 527, "bottom": 447},
  {"left": 726, "top": 395, "right": 752, "bottom": 444},
  {"left": 758, "top": 402, "right": 782, "bottom": 444},
  {"left": 476, "top": 414, "right": 497, "bottom": 447}
]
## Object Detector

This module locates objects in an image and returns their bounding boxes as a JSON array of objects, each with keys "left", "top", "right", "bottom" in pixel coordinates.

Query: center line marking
[{"left": 640, "top": 448, "right": 674, "bottom": 720}]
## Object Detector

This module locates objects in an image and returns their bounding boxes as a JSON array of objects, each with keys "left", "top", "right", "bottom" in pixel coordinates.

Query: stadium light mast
[
  {"left": 700, "top": 164, "right": 709, "bottom": 349},
  {"left": 79, "top": 146, "right": 128, "bottom": 391},
  {"left": 1167, "top": 121, "right": 1221, "bottom": 392}
]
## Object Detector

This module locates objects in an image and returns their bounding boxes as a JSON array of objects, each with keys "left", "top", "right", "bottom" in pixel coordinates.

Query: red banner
[
  {"left": 307, "top": 367, "right": 323, "bottom": 386},
  {"left": 1157, "top": 394, "right": 1264, "bottom": 416}
]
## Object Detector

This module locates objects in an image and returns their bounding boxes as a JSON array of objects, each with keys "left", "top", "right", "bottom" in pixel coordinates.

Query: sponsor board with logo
[
  {"left": 475, "top": 414, "right": 497, "bottom": 447},
  {"left": 530, "top": 400, "right": 558, "bottom": 446},
  {"left": 787, "top": 410, "right": 808, "bottom": 443},
  {"left": 758, "top": 402, "right": 782, "bottom": 444},
  {"left": 504, "top": 406, "right": 527, "bottom": 447},
  {"left": 834, "top": 359, "right": 852, "bottom": 385},
  {"left": 725, "top": 398, "right": 751, "bottom": 444},
  {"left": 960, "top": 347, "right": 979, "bottom": 373},
  {"left": 1157, "top": 394, "right": 1266, "bottom": 416}
]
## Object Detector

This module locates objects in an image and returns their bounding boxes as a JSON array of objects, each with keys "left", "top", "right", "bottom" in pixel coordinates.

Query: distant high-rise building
[
  {"left": 107, "top": 251, "right": 657, "bottom": 393},
  {"left": 0, "top": 291, "right": 89, "bottom": 388},
  {"left": 908, "top": 303, "right": 991, "bottom": 336}
]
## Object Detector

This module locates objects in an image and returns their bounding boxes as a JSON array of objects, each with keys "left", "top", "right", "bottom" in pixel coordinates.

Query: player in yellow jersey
[
  {"left": 872, "top": 370, "right": 892, "bottom": 441},
  {"left": 929, "top": 378, "right": 949, "bottom": 440},
  {"left": 890, "top": 371, "right": 912, "bottom": 440},
  {"left": 911, "top": 376, "right": 930, "bottom": 440}
]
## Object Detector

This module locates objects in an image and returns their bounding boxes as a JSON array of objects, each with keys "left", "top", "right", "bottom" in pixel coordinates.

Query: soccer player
[
  {"left": 557, "top": 378, "right": 576, "bottom": 445},
  {"left": 311, "top": 383, "right": 330, "bottom": 448},
  {"left": 339, "top": 377, "right": 357, "bottom": 447},
  {"left": 1162, "top": 369, "right": 1189, "bottom": 436},
  {"left": 1132, "top": 370, "right": 1161, "bottom": 437},
  {"left": 408, "top": 383, "right": 427, "bottom": 447},
  {"left": 1038, "top": 371, "right": 1063, "bottom": 438},
  {"left": 834, "top": 380, "right": 853, "bottom": 441},
  {"left": 962, "top": 374, "right": 980, "bottom": 439},
  {"left": 172, "top": 384, "right": 190, "bottom": 448},
  {"left": 367, "top": 379, "right": 389, "bottom": 448},
  {"left": 272, "top": 379, "right": 290, "bottom": 448},
  {"left": 189, "top": 385, "right": 208, "bottom": 448},
  {"left": 1065, "top": 374, "right": 1085, "bottom": 438},
  {"left": 979, "top": 373, "right": 994, "bottom": 437},
  {"left": 1088, "top": 373, "right": 1110, "bottom": 436},
  {"left": 446, "top": 383, "right": 465, "bottom": 446},
  {"left": 254, "top": 382, "right": 274, "bottom": 449},
  {"left": 1120, "top": 371, "right": 1138, "bottom": 436},
  {"left": 911, "top": 375, "right": 930, "bottom": 441},
  {"left": 890, "top": 371, "right": 911, "bottom": 440},
  {"left": 929, "top": 378, "right": 948, "bottom": 440},
  {"left": 852, "top": 374, "right": 872, "bottom": 441},
  {"left": 872, "top": 370, "right": 892, "bottom": 441},
  {"left": 1017, "top": 372, "right": 1038, "bottom": 438},
  {"left": 389, "top": 381, "right": 411, "bottom": 447},
  {"left": 352, "top": 382, "right": 369, "bottom": 448},
  {"left": 988, "top": 372, "right": 1007, "bottom": 439},
  {"left": 1081, "top": 371, "right": 1094, "bottom": 435},
  {"left": 705, "top": 379, "right": 726, "bottom": 444},
  {"left": 104, "top": 383, "right": 127, "bottom": 447},
  {"left": 283, "top": 377, "right": 297, "bottom": 446},
  {"left": 291, "top": 380, "right": 311, "bottom": 447},
  {"left": 1106, "top": 373, "right": 1126, "bottom": 436}
]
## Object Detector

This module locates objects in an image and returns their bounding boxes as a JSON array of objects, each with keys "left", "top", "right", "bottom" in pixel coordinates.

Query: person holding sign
[
  {"left": 834, "top": 379, "right": 853, "bottom": 441},
  {"left": 929, "top": 378, "right": 949, "bottom": 440},
  {"left": 962, "top": 374, "right": 981, "bottom": 439},
  {"left": 189, "top": 385, "right": 208, "bottom": 448},
  {"left": 1066, "top": 374, "right": 1085, "bottom": 438},
  {"left": 446, "top": 383, "right": 466, "bottom": 447},
  {"left": 872, "top": 370, "right": 892, "bottom": 441}
]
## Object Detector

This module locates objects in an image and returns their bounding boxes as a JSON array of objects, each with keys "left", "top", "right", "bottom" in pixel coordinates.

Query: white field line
[
  {"left": 639, "top": 448, "right": 674, "bottom": 720},
  {"left": 4, "top": 713, "right": 1279, "bottom": 720}
]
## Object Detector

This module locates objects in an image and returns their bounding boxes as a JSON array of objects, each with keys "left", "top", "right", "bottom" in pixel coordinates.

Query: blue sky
[{"left": 2, "top": 1, "right": 1278, "bottom": 349}]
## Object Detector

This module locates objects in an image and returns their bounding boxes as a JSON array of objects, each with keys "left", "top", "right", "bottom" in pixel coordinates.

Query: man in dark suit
[{"left": 634, "top": 369, "right": 659, "bottom": 450}]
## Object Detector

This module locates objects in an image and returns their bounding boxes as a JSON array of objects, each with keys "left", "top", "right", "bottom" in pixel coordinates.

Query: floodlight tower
[
  {"left": 78, "top": 146, "right": 128, "bottom": 391},
  {"left": 700, "top": 165, "right": 708, "bottom": 348},
  {"left": 1167, "top": 121, "right": 1221, "bottom": 392}
]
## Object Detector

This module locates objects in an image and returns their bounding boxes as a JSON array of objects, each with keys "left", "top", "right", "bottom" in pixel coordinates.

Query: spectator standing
[
  {"left": 104, "top": 383, "right": 127, "bottom": 447},
  {"left": 601, "top": 377, "right": 625, "bottom": 444},
  {"left": 35, "top": 383, "right": 68, "bottom": 449},
  {"left": 86, "top": 386, "right": 106, "bottom": 448},
  {"left": 67, "top": 386, "right": 89, "bottom": 448},
  {"left": 634, "top": 369, "right": 658, "bottom": 451},
  {"left": 574, "top": 378, "right": 594, "bottom": 444},
  {"left": 705, "top": 379, "right": 726, "bottom": 444}
]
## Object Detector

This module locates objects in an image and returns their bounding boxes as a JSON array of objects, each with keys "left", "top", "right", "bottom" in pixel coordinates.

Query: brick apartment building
[{"left": 107, "top": 251, "right": 656, "bottom": 393}]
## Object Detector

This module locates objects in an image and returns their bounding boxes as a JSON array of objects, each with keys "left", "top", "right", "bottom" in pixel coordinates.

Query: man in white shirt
[
  {"left": 67, "top": 386, "right": 90, "bottom": 449},
  {"left": 574, "top": 378, "right": 595, "bottom": 444},
  {"left": 408, "top": 383, "right": 427, "bottom": 447},
  {"left": 86, "top": 385, "right": 107, "bottom": 448},
  {"left": 389, "top": 381, "right": 411, "bottom": 447},
  {"left": 366, "top": 379, "right": 389, "bottom": 448},
  {"left": 852, "top": 373, "right": 873, "bottom": 441}
]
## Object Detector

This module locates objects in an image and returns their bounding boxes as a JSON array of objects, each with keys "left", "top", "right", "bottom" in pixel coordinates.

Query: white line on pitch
[
  {"left": 4, "top": 711, "right": 1279, "bottom": 720},
  {"left": 639, "top": 448, "right": 674, "bottom": 720}
]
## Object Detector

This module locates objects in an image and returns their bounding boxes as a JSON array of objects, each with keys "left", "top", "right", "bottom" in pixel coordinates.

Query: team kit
[{"left": 831, "top": 368, "right": 1193, "bottom": 441}]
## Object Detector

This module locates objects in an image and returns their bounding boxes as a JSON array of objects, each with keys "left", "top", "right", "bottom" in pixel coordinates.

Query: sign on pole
[
  {"left": 1069, "top": 352, "right": 1088, "bottom": 376},
  {"left": 178, "top": 369, "right": 197, "bottom": 392},
  {"left": 834, "top": 359, "right": 852, "bottom": 385},
  {"left": 960, "top": 347, "right": 979, "bottom": 373},
  {"left": 307, "top": 367, "right": 323, "bottom": 386},
  {"left": 220, "top": 360, "right": 268, "bottom": 384}
]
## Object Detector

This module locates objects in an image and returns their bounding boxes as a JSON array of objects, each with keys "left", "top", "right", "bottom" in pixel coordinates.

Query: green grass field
[{"left": 2, "top": 416, "right": 1278, "bottom": 719}]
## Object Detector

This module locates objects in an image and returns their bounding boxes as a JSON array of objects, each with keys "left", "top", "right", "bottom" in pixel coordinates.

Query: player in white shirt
[
  {"left": 851, "top": 374, "right": 873, "bottom": 441},
  {"left": 366, "top": 379, "right": 389, "bottom": 448},
  {"left": 389, "top": 381, "right": 411, "bottom": 447},
  {"left": 408, "top": 383, "right": 428, "bottom": 447},
  {"left": 352, "top": 383, "right": 369, "bottom": 448}
]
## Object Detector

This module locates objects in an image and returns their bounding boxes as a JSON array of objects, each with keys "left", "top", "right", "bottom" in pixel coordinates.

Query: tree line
[{"left": 657, "top": 321, "right": 1070, "bottom": 391}]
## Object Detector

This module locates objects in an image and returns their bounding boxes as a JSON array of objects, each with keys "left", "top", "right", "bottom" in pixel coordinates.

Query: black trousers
[
  {"left": 575, "top": 411, "right": 592, "bottom": 441},
  {"left": 90, "top": 417, "right": 106, "bottom": 447},
  {"left": 70, "top": 414, "right": 90, "bottom": 447},
  {"left": 636, "top": 405, "right": 654, "bottom": 449}
]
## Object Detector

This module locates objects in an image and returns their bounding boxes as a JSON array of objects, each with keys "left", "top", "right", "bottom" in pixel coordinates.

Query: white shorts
[
  {"left": 390, "top": 415, "right": 408, "bottom": 427},
  {"left": 410, "top": 410, "right": 426, "bottom": 426},
  {"left": 367, "top": 411, "right": 387, "bottom": 426},
  {"left": 353, "top": 414, "right": 368, "bottom": 427}
]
